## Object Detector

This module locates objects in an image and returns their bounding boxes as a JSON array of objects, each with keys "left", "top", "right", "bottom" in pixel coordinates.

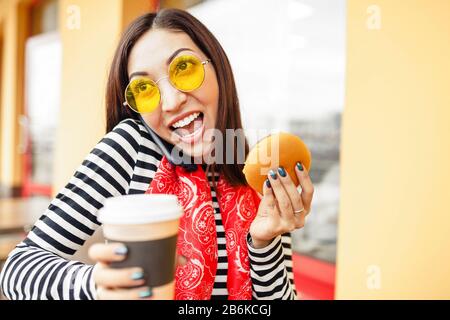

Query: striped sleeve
[
  {"left": 0, "top": 119, "right": 151, "bottom": 300},
  {"left": 248, "top": 233, "right": 297, "bottom": 300}
]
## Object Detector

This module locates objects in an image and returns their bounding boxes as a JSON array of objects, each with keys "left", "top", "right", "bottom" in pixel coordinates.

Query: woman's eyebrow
[
  {"left": 129, "top": 71, "right": 149, "bottom": 79},
  {"left": 129, "top": 48, "right": 195, "bottom": 80},
  {"left": 166, "top": 47, "right": 194, "bottom": 65}
]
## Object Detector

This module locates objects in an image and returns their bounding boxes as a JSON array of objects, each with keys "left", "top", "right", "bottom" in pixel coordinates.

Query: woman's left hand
[{"left": 249, "top": 163, "right": 314, "bottom": 249}]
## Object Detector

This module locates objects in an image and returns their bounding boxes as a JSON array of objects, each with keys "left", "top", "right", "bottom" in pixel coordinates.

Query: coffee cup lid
[{"left": 98, "top": 194, "right": 183, "bottom": 225}]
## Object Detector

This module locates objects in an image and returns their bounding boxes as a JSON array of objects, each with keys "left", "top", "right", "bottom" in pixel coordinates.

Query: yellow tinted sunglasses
[{"left": 123, "top": 54, "right": 211, "bottom": 114}]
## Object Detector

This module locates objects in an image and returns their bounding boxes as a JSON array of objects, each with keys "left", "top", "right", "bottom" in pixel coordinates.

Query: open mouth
[{"left": 169, "top": 112, "right": 205, "bottom": 144}]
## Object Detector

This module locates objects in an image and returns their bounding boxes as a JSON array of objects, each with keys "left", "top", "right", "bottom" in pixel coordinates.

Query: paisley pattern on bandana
[{"left": 146, "top": 157, "right": 261, "bottom": 300}]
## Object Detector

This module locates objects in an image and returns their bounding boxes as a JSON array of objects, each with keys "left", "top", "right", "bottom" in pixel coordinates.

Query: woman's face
[{"left": 127, "top": 28, "right": 219, "bottom": 159}]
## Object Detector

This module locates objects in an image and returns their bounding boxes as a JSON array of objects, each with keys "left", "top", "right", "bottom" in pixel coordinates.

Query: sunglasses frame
[{"left": 123, "top": 53, "right": 211, "bottom": 114}]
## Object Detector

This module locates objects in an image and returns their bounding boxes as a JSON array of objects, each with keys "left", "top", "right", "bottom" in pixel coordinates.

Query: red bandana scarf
[{"left": 145, "top": 156, "right": 261, "bottom": 300}]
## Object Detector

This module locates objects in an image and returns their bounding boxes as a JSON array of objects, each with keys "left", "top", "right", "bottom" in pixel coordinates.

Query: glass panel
[
  {"left": 30, "top": 0, "right": 58, "bottom": 36},
  {"left": 187, "top": 0, "right": 346, "bottom": 263},
  {"left": 25, "top": 32, "right": 61, "bottom": 187}
]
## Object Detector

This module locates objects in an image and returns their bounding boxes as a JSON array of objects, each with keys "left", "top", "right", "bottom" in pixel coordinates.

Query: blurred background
[{"left": 1, "top": 0, "right": 449, "bottom": 300}]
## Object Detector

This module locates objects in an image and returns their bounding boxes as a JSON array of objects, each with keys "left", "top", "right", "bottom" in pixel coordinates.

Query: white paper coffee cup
[{"left": 98, "top": 194, "right": 183, "bottom": 300}]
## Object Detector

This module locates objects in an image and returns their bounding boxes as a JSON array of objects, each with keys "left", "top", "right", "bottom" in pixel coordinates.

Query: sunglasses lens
[
  {"left": 169, "top": 55, "right": 205, "bottom": 91},
  {"left": 125, "top": 78, "right": 160, "bottom": 113}
]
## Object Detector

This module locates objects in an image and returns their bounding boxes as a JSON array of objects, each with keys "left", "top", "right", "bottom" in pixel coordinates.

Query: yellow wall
[
  {"left": 53, "top": 0, "right": 153, "bottom": 193},
  {"left": 337, "top": 0, "right": 450, "bottom": 299},
  {"left": 0, "top": 0, "right": 30, "bottom": 189}
]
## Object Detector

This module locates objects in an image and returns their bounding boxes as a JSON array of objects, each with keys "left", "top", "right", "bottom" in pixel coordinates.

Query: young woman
[{"left": 0, "top": 8, "right": 314, "bottom": 300}]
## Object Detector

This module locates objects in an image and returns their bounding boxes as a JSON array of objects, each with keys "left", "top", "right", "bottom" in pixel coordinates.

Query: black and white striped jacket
[{"left": 0, "top": 119, "right": 296, "bottom": 300}]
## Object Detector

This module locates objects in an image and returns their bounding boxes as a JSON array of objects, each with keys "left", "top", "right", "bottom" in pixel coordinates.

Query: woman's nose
[{"left": 159, "top": 79, "right": 188, "bottom": 113}]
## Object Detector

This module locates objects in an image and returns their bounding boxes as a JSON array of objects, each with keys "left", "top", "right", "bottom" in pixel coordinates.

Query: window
[{"left": 187, "top": 0, "right": 346, "bottom": 264}]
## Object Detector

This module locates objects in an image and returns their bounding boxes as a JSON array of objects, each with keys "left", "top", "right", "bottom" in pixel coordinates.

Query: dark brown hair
[{"left": 105, "top": 8, "right": 249, "bottom": 186}]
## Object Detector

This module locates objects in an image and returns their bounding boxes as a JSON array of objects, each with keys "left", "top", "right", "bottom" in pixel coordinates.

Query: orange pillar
[
  {"left": 337, "top": 0, "right": 450, "bottom": 299},
  {"left": 53, "top": 0, "right": 157, "bottom": 193}
]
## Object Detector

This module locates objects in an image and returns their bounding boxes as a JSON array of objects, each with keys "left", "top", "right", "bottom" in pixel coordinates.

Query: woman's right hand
[{"left": 89, "top": 243, "right": 152, "bottom": 300}]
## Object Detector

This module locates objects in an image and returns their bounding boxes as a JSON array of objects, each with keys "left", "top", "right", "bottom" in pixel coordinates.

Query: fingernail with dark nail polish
[
  {"left": 269, "top": 170, "right": 277, "bottom": 180},
  {"left": 278, "top": 167, "right": 287, "bottom": 177},
  {"left": 265, "top": 179, "right": 271, "bottom": 188},
  {"left": 131, "top": 271, "right": 144, "bottom": 280},
  {"left": 296, "top": 162, "right": 304, "bottom": 171},
  {"left": 114, "top": 246, "right": 128, "bottom": 256},
  {"left": 139, "top": 288, "right": 153, "bottom": 298}
]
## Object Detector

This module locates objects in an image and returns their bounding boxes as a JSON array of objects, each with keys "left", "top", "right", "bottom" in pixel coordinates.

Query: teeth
[{"left": 172, "top": 112, "right": 200, "bottom": 129}]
